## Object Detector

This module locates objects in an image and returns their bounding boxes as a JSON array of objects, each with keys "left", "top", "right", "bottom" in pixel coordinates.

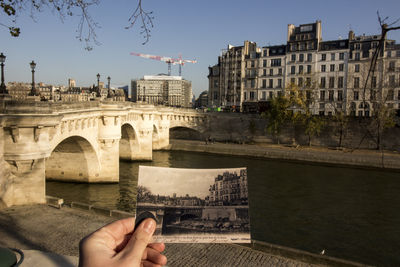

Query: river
[{"left": 46, "top": 150, "right": 400, "bottom": 266}]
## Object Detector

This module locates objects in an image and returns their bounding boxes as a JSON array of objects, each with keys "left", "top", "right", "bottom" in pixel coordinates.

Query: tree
[
  {"left": 261, "top": 94, "right": 289, "bottom": 144},
  {"left": 285, "top": 79, "right": 326, "bottom": 147},
  {"left": 1, "top": 0, "right": 154, "bottom": 50}
]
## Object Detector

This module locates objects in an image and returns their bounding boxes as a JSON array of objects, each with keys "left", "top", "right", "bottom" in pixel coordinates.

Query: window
[
  {"left": 330, "top": 64, "right": 335, "bottom": 72},
  {"left": 331, "top": 53, "right": 335, "bottom": 61},
  {"left": 262, "top": 79, "right": 267, "bottom": 88},
  {"left": 388, "top": 51, "right": 392, "bottom": 57},
  {"left": 263, "top": 69, "right": 267, "bottom": 76},
  {"left": 398, "top": 90, "right": 400, "bottom": 100},
  {"left": 354, "top": 91, "right": 359, "bottom": 100},
  {"left": 263, "top": 50, "right": 268, "bottom": 57},
  {"left": 355, "top": 52, "right": 360, "bottom": 60},
  {"left": 262, "top": 91, "right": 266, "bottom": 100},
  {"left": 306, "top": 90, "right": 311, "bottom": 100},
  {"left": 371, "top": 76, "right": 377, "bottom": 88},
  {"left": 389, "top": 75, "right": 396, "bottom": 87},
  {"left": 355, "top": 64, "right": 360, "bottom": 72},
  {"left": 299, "top": 65, "right": 303, "bottom": 74},
  {"left": 298, "top": 77, "right": 303, "bottom": 87},
  {"left": 339, "top": 52, "right": 345, "bottom": 60},
  {"left": 320, "top": 91, "right": 325, "bottom": 101},
  {"left": 329, "top": 77, "right": 335, "bottom": 88},
  {"left": 319, "top": 110, "right": 325, "bottom": 116},
  {"left": 338, "top": 90, "right": 343, "bottom": 101},
  {"left": 250, "top": 91, "right": 255, "bottom": 100},
  {"left": 278, "top": 68, "right": 282, "bottom": 75},
  {"left": 338, "top": 77, "right": 344, "bottom": 88},
  {"left": 363, "top": 51, "right": 369, "bottom": 58},
  {"left": 389, "top": 61, "right": 395, "bottom": 71},
  {"left": 388, "top": 89, "right": 394, "bottom": 100},
  {"left": 307, "top": 53, "right": 312, "bottom": 62},
  {"left": 269, "top": 79, "right": 273, "bottom": 88},
  {"left": 291, "top": 78, "right": 295, "bottom": 84},
  {"left": 321, "top": 54, "right": 326, "bottom": 61},
  {"left": 277, "top": 79, "right": 282, "bottom": 88},
  {"left": 263, "top": 60, "right": 267, "bottom": 67},
  {"left": 370, "top": 90, "right": 376, "bottom": 101},
  {"left": 291, "top": 66, "right": 295, "bottom": 74},
  {"left": 270, "top": 69, "right": 274, "bottom": 76},
  {"left": 251, "top": 61, "right": 255, "bottom": 67},
  {"left": 358, "top": 110, "right": 363, "bottom": 117},
  {"left": 306, "top": 77, "right": 311, "bottom": 87},
  {"left": 251, "top": 79, "right": 255, "bottom": 88},
  {"left": 320, "top": 77, "right": 326, "bottom": 88},
  {"left": 397, "top": 51, "right": 400, "bottom": 57},
  {"left": 354, "top": 77, "right": 360, "bottom": 88},
  {"left": 299, "top": 54, "right": 304, "bottom": 62},
  {"left": 244, "top": 92, "right": 247, "bottom": 100},
  {"left": 339, "top": 63, "right": 344, "bottom": 71},
  {"left": 271, "top": 59, "right": 281, "bottom": 66},
  {"left": 321, "top": 65, "right": 326, "bottom": 72},
  {"left": 269, "top": 91, "right": 273, "bottom": 99},
  {"left": 329, "top": 90, "right": 334, "bottom": 101},
  {"left": 307, "top": 65, "right": 312, "bottom": 74},
  {"left": 291, "top": 54, "right": 296, "bottom": 62}
]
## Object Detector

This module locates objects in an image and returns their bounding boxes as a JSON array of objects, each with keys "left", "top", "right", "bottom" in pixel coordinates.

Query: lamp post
[
  {"left": 107, "top": 76, "right": 112, "bottom": 98},
  {"left": 0, "top": 53, "right": 7, "bottom": 94},
  {"left": 96, "top": 73, "right": 100, "bottom": 97},
  {"left": 29, "top": 60, "right": 37, "bottom": 96}
]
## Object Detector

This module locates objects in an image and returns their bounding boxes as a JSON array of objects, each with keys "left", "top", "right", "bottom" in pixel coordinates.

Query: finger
[
  {"left": 121, "top": 218, "right": 156, "bottom": 262},
  {"left": 142, "top": 261, "right": 163, "bottom": 267},
  {"left": 142, "top": 247, "right": 167, "bottom": 265},
  {"left": 147, "top": 243, "right": 165, "bottom": 253},
  {"left": 99, "top": 217, "right": 136, "bottom": 243}
]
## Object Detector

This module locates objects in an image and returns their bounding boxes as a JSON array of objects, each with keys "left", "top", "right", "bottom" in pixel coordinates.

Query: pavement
[{"left": 0, "top": 204, "right": 326, "bottom": 267}]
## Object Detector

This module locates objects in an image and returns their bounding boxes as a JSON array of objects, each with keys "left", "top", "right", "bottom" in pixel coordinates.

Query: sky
[
  {"left": 2, "top": 0, "right": 400, "bottom": 97},
  {"left": 139, "top": 166, "right": 244, "bottom": 199}
]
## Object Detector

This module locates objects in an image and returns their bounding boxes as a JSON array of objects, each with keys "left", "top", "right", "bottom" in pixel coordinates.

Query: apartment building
[{"left": 209, "top": 20, "right": 400, "bottom": 116}]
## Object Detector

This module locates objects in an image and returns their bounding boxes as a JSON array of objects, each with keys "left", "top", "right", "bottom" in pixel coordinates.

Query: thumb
[{"left": 121, "top": 218, "right": 156, "bottom": 263}]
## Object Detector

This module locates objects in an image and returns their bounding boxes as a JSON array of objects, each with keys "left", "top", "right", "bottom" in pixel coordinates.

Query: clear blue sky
[{"left": 2, "top": 0, "right": 400, "bottom": 97}]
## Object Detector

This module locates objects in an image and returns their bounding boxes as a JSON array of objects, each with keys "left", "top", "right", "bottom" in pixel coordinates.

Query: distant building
[
  {"left": 209, "top": 20, "right": 400, "bottom": 116},
  {"left": 68, "top": 79, "right": 76, "bottom": 88},
  {"left": 206, "top": 169, "right": 248, "bottom": 206},
  {"left": 131, "top": 74, "right": 193, "bottom": 108},
  {"left": 195, "top": 90, "right": 208, "bottom": 108}
]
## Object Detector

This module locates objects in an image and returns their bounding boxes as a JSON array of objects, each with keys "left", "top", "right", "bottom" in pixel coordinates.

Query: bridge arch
[
  {"left": 169, "top": 126, "right": 203, "bottom": 140},
  {"left": 120, "top": 123, "right": 140, "bottom": 161},
  {"left": 46, "top": 135, "right": 100, "bottom": 182}
]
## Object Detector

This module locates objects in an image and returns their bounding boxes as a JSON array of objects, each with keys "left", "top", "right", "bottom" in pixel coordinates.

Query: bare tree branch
[{"left": 125, "top": 0, "right": 154, "bottom": 45}]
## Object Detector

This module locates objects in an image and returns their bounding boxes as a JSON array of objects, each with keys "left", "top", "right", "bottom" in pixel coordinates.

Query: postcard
[{"left": 136, "top": 166, "right": 250, "bottom": 243}]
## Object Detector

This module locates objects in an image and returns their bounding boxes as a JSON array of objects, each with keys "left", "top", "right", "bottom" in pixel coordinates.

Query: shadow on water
[{"left": 47, "top": 150, "right": 400, "bottom": 266}]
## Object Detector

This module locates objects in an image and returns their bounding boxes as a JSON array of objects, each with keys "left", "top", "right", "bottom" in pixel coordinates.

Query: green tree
[
  {"left": 1, "top": 0, "right": 154, "bottom": 49},
  {"left": 262, "top": 95, "right": 289, "bottom": 144}
]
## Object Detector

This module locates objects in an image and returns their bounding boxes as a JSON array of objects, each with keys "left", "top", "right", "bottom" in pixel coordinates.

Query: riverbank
[
  {"left": 166, "top": 139, "right": 400, "bottom": 170},
  {"left": 0, "top": 204, "right": 367, "bottom": 267}
]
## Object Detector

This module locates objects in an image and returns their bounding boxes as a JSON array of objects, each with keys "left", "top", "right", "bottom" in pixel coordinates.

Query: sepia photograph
[{"left": 136, "top": 166, "right": 250, "bottom": 243}]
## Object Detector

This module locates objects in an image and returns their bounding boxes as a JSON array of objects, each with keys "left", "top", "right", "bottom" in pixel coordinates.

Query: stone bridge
[{"left": 0, "top": 100, "right": 207, "bottom": 208}]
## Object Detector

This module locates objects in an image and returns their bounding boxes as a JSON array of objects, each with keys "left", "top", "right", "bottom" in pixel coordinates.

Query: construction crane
[{"left": 130, "top": 52, "right": 197, "bottom": 76}]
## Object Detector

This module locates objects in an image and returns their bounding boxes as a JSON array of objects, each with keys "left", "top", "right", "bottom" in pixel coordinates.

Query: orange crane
[{"left": 130, "top": 52, "right": 197, "bottom": 76}]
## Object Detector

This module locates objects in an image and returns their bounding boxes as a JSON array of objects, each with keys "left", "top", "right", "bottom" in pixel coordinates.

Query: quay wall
[{"left": 166, "top": 140, "right": 400, "bottom": 170}]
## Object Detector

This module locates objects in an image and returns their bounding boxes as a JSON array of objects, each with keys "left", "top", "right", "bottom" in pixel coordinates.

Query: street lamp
[
  {"left": 96, "top": 73, "right": 100, "bottom": 97},
  {"left": 29, "top": 60, "right": 37, "bottom": 96},
  {"left": 0, "top": 53, "right": 7, "bottom": 94}
]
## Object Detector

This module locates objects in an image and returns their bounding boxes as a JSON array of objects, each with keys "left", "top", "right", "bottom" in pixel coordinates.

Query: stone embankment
[
  {"left": 166, "top": 139, "right": 400, "bottom": 170},
  {"left": 0, "top": 204, "right": 368, "bottom": 267}
]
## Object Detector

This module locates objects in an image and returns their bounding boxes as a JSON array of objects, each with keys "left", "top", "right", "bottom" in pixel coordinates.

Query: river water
[{"left": 46, "top": 150, "right": 400, "bottom": 266}]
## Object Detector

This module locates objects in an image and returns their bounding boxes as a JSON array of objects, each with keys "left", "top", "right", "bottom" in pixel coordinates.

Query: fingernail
[{"left": 142, "top": 219, "right": 156, "bottom": 234}]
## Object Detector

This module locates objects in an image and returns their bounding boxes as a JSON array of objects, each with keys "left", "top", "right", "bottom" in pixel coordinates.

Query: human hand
[{"left": 79, "top": 217, "right": 167, "bottom": 267}]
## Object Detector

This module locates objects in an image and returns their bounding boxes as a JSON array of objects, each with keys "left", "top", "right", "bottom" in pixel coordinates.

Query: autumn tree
[
  {"left": 261, "top": 94, "right": 290, "bottom": 144},
  {"left": 0, "top": 0, "right": 154, "bottom": 49}
]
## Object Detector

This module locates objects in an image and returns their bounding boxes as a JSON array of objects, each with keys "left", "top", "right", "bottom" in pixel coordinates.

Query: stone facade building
[
  {"left": 131, "top": 74, "right": 192, "bottom": 108},
  {"left": 209, "top": 20, "right": 400, "bottom": 116},
  {"left": 206, "top": 169, "right": 248, "bottom": 206}
]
